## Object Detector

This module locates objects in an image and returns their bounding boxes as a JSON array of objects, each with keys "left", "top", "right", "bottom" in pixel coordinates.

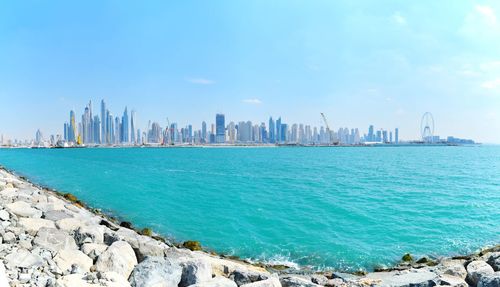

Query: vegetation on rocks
[
  {"left": 140, "top": 227, "right": 153, "bottom": 236},
  {"left": 402, "top": 253, "right": 414, "bottom": 262},
  {"left": 183, "top": 240, "right": 202, "bottom": 251}
]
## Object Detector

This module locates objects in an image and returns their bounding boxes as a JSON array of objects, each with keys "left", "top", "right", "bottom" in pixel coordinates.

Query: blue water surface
[{"left": 0, "top": 146, "right": 499, "bottom": 271}]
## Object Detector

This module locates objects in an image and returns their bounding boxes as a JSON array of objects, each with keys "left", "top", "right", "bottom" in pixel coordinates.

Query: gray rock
[
  {"left": 0, "top": 210, "right": 10, "bottom": 221},
  {"left": 95, "top": 240, "right": 138, "bottom": 279},
  {"left": 488, "top": 253, "right": 500, "bottom": 272},
  {"left": 478, "top": 272, "right": 500, "bottom": 287},
  {"left": 6, "top": 201, "right": 42, "bottom": 218},
  {"left": 179, "top": 258, "right": 212, "bottom": 287},
  {"left": 231, "top": 269, "right": 269, "bottom": 286},
  {"left": 74, "top": 225, "right": 104, "bottom": 245},
  {"left": 43, "top": 210, "right": 73, "bottom": 221},
  {"left": 325, "top": 278, "right": 345, "bottom": 287},
  {"left": 129, "top": 256, "right": 182, "bottom": 287},
  {"left": 311, "top": 274, "right": 329, "bottom": 285},
  {"left": 188, "top": 276, "right": 238, "bottom": 287},
  {"left": 5, "top": 248, "right": 44, "bottom": 269},
  {"left": 468, "top": 260, "right": 495, "bottom": 286},
  {"left": 280, "top": 275, "right": 321, "bottom": 287},
  {"left": 115, "top": 227, "right": 168, "bottom": 261},
  {"left": 33, "top": 227, "right": 78, "bottom": 252}
]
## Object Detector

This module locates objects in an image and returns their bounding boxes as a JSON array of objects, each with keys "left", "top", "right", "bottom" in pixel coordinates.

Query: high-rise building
[
  {"left": 368, "top": 125, "right": 374, "bottom": 142},
  {"left": 130, "top": 110, "right": 136, "bottom": 144},
  {"left": 101, "top": 100, "right": 106, "bottom": 144},
  {"left": 121, "top": 107, "right": 129, "bottom": 143},
  {"left": 215, "top": 114, "right": 225, "bottom": 143},
  {"left": 269, "top": 117, "right": 275, "bottom": 143},
  {"left": 395, "top": 128, "right": 399, "bottom": 144},
  {"left": 201, "top": 121, "right": 207, "bottom": 144},
  {"left": 69, "top": 110, "right": 76, "bottom": 143},
  {"left": 276, "top": 117, "right": 282, "bottom": 143}
]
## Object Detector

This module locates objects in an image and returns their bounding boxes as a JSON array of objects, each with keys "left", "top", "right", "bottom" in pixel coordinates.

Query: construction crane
[{"left": 320, "top": 113, "right": 335, "bottom": 145}]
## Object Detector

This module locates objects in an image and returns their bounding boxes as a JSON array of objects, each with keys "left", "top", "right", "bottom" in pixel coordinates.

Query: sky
[{"left": 1, "top": 0, "right": 500, "bottom": 143}]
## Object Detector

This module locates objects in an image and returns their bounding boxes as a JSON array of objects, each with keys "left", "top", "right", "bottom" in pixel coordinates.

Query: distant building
[{"left": 215, "top": 114, "right": 225, "bottom": 143}]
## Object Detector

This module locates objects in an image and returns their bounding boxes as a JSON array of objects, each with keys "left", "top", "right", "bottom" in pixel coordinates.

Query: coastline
[{"left": 0, "top": 167, "right": 499, "bottom": 286}]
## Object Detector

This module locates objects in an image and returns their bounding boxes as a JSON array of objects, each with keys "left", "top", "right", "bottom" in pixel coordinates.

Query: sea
[{"left": 0, "top": 145, "right": 499, "bottom": 271}]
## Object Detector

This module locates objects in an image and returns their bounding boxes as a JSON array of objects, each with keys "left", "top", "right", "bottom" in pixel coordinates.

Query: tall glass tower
[{"left": 215, "top": 114, "right": 225, "bottom": 143}]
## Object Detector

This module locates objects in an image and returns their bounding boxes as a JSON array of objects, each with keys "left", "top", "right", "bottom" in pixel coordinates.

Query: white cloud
[
  {"left": 481, "top": 78, "right": 500, "bottom": 89},
  {"left": 242, "top": 98, "right": 262, "bottom": 105},
  {"left": 186, "top": 78, "right": 215, "bottom": 85},
  {"left": 475, "top": 5, "right": 497, "bottom": 25},
  {"left": 392, "top": 12, "right": 407, "bottom": 26}
]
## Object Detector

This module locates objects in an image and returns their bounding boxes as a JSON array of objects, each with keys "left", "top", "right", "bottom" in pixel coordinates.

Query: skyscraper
[
  {"left": 269, "top": 117, "right": 275, "bottom": 143},
  {"left": 215, "top": 114, "right": 225, "bottom": 143},
  {"left": 201, "top": 121, "right": 207, "bottom": 144},
  {"left": 276, "top": 117, "right": 281, "bottom": 143},
  {"left": 69, "top": 110, "right": 76, "bottom": 143},
  {"left": 101, "top": 100, "right": 106, "bottom": 144},
  {"left": 395, "top": 128, "right": 399, "bottom": 144},
  {"left": 130, "top": 110, "right": 136, "bottom": 144},
  {"left": 121, "top": 107, "right": 129, "bottom": 143}
]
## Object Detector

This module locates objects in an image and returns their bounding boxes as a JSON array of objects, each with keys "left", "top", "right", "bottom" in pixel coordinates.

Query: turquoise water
[{"left": 0, "top": 146, "right": 499, "bottom": 271}]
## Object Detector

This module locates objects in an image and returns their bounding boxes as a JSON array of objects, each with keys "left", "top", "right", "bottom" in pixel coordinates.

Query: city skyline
[
  {"left": 1, "top": 1, "right": 500, "bottom": 143},
  {"left": 1, "top": 98, "right": 477, "bottom": 147}
]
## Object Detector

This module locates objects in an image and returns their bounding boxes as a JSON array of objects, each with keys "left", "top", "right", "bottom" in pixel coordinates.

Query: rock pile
[{"left": 0, "top": 168, "right": 499, "bottom": 287}]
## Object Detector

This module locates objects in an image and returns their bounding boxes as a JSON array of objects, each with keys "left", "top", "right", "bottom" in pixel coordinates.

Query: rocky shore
[{"left": 0, "top": 167, "right": 499, "bottom": 287}]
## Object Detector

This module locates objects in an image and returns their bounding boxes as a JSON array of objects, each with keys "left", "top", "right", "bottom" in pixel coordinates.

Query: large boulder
[
  {"left": 56, "top": 217, "right": 89, "bottom": 232},
  {"left": 114, "top": 228, "right": 168, "bottom": 261},
  {"left": 231, "top": 269, "right": 270, "bottom": 286},
  {"left": 54, "top": 249, "right": 93, "bottom": 273},
  {"left": 438, "top": 274, "right": 468, "bottom": 287},
  {"left": 364, "top": 269, "right": 438, "bottom": 287},
  {"left": 488, "top": 253, "right": 500, "bottom": 272},
  {"left": 97, "top": 271, "right": 132, "bottom": 287},
  {"left": 0, "top": 209, "right": 10, "bottom": 221},
  {"left": 6, "top": 201, "right": 42, "bottom": 218},
  {"left": 129, "top": 257, "right": 183, "bottom": 287},
  {"left": 467, "top": 260, "right": 495, "bottom": 286},
  {"left": 33, "top": 227, "right": 78, "bottom": 252},
  {"left": 188, "top": 276, "right": 238, "bottom": 287},
  {"left": 241, "top": 275, "right": 282, "bottom": 287},
  {"left": 279, "top": 275, "right": 320, "bottom": 287},
  {"left": 5, "top": 248, "right": 44, "bottom": 269},
  {"left": 43, "top": 210, "right": 73, "bottom": 221},
  {"left": 18, "top": 217, "right": 56, "bottom": 235},
  {"left": 74, "top": 225, "right": 104, "bottom": 245},
  {"left": 95, "top": 241, "right": 138, "bottom": 279},
  {"left": 81, "top": 243, "right": 108, "bottom": 261},
  {"left": 437, "top": 259, "right": 468, "bottom": 279},
  {"left": 478, "top": 272, "right": 500, "bottom": 287},
  {"left": 179, "top": 258, "right": 212, "bottom": 287}
]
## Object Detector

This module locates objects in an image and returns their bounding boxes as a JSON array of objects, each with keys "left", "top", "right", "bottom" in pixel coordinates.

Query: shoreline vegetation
[{"left": 0, "top": 166, "right": 498, "bottom": 286}]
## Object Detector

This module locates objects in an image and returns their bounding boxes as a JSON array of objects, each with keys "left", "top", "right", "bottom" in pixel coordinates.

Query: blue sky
[{"left": 1, "top": 0, "right": 499, "bottom": 143}]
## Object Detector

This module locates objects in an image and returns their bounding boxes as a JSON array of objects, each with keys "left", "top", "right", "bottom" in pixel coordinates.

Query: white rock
[
  {"left": 56, "top": 274, "right": 95, "bottom": 287},
  {"left": 56, "top": 217, "right": 89, "bottom": 232},
  {"left": 467, "top": 260, "right": 495, "bottom": 286},
  {"left": 188, "top": 276, "right": 238, "bottom": 287},
  {"left": 95, "top": 241, "right": 138, "bottom": 279},
  {"left": 6, "top": 201, "right": 42, "bottom": 218},
  {"left": 478, "top": 272, "right": 500, "bottom": 287},
  {"left": 74, "top": 225, "right": 104, "bottom": 245},
  {"left": 98, "top": 271, "right": 131, "bottom": 287},
  {"left": 54, "top": 249, "right": 93, "bottom": 273},
  {"left": 0, "top": 262, "right": 9, "bottom": 287},
  {"left": 279, "top": 275, "right": 320, "bottom": 287},
  {"left": 241, "top": 275, "right": 282, "bottom": 287},
  {"left": 5, "top": 248, "right": 44, "bottom": 269},
  {"left": 3, "top": 231, "right": 16, "bottom": 243},
  {"left": 81, "top": 243, "right": 108, "bottom": 260},
  {"left": 18, "top": 217, "right": 56, "bottom": 235},
  {"left": 437, "top": 259, "right": 467, "bottom": 279},
  {"left": 0, "top": 209, "right": 10, "bottom": 221},
  {"left": 179, "top": 258, "right": 213, "bottom": 286},
  {"left": 33, "top": 227, "right": 78, "bottom": 252},
  {"left": 438, "top": 274, "right": 467, "bottom": 287}
]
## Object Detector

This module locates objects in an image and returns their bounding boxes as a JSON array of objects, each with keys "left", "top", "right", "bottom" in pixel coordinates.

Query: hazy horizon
[{"left": 1, "top": 1, "right": 500, "bottom": 143}]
